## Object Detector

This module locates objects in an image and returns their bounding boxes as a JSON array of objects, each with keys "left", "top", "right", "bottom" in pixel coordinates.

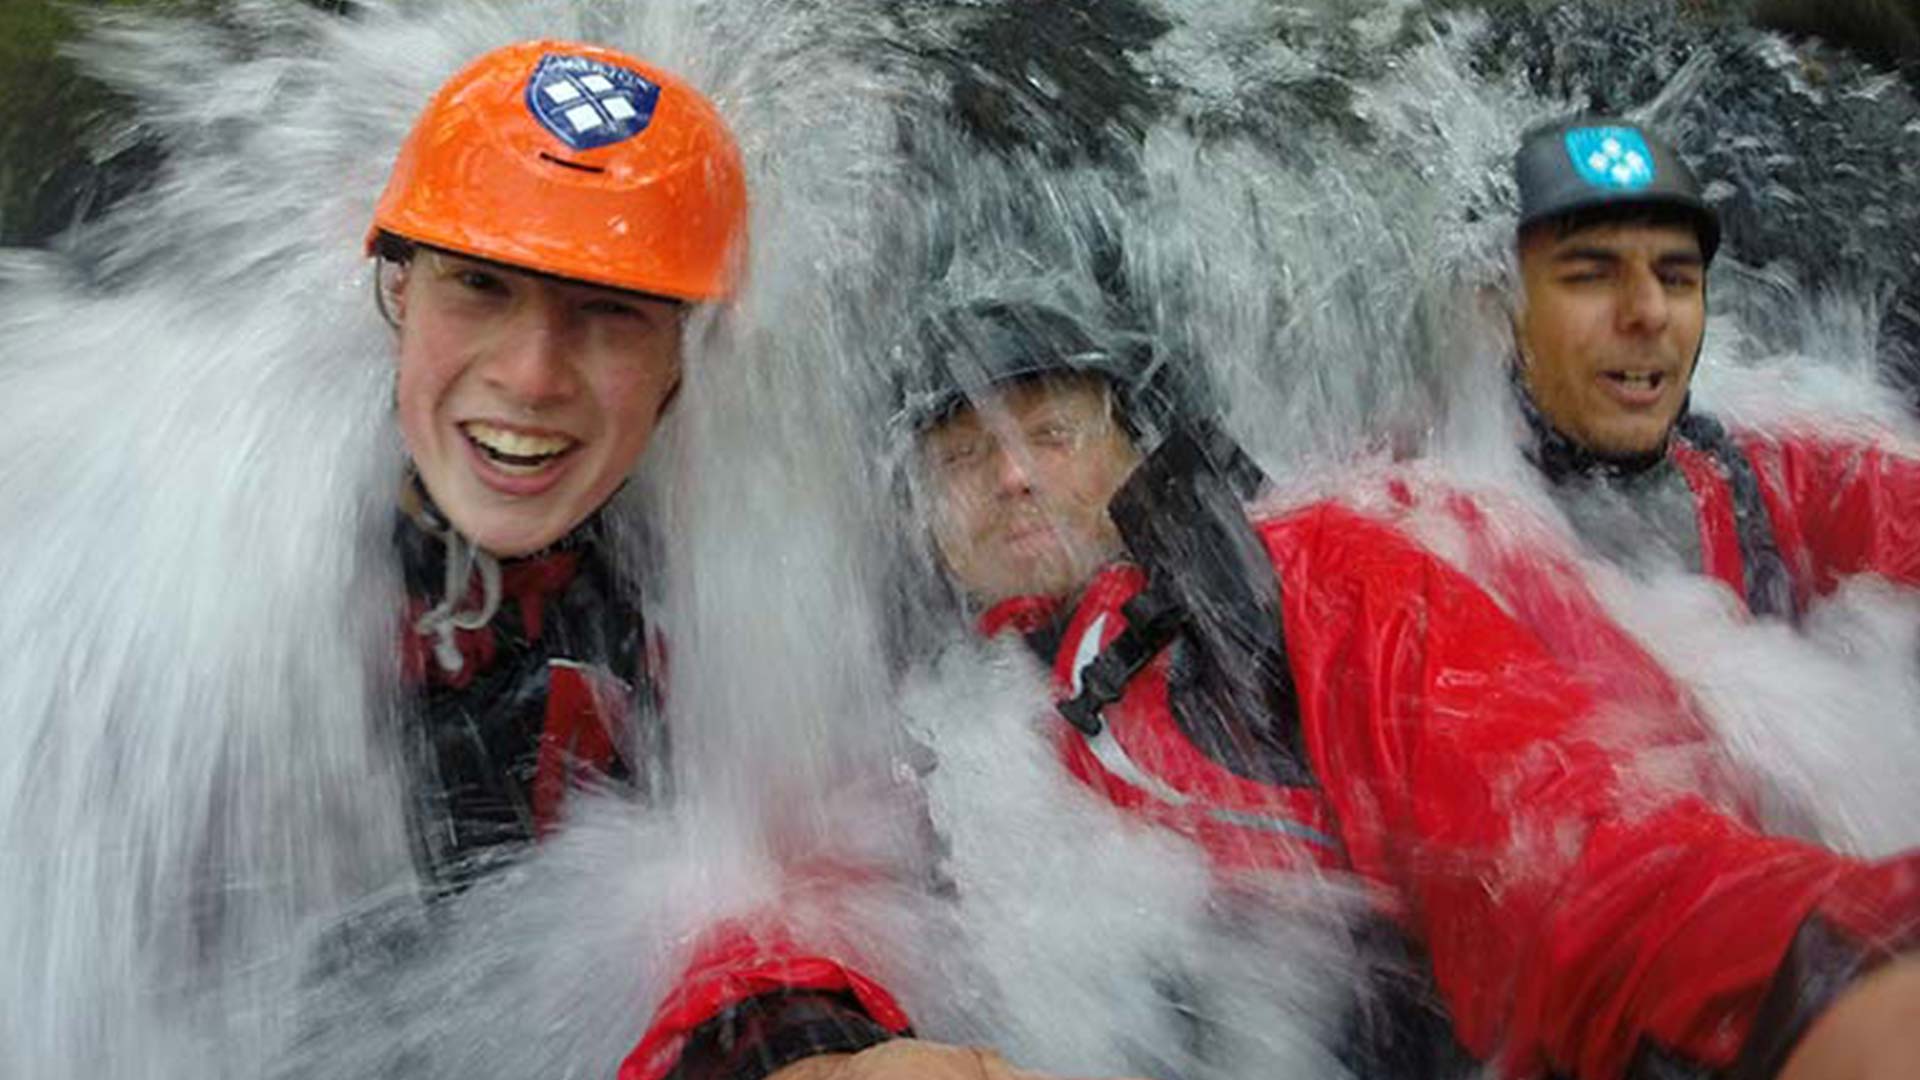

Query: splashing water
[{"left": 6, "top": 1, "right": 1920, "bottom": 1077}]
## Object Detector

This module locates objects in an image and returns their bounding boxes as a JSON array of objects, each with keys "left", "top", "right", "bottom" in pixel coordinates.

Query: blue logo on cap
[
  {"left": 1564, "top": 127, "right": 1656, "bottom": 192},
  {"left": 525, "top": 53, "right": 660, "bottom": 152}
]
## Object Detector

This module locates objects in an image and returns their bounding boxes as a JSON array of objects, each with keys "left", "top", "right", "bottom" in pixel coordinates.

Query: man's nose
[
  {"left": 1617, "top": 264, "right": 1672, "bottom": 333},
  {"left": 986, "top": 439, "right": 1036, "bottom": 496},
  {"left": 481, "top": 301, "right": 577, "bottom": 408}
]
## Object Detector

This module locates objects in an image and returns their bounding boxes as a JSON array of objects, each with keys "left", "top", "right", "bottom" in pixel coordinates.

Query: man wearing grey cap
[
  {"left": 1496, "top": 116, "right": 1920, "bottom": 1079},
  {"left": 1510, "top": 117, "right": 1920, "bottom": 621}
]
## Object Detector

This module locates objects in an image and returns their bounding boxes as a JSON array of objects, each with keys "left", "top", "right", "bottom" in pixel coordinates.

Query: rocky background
[
  {"left": 0, "top": 0, "right": 348, "bottom": 247},
  {"left": 5, "top": 0, "right": 1916, "bottom": 381},
  {"left": 5, "top": 0, "right": 1912, "bottom": 241}
]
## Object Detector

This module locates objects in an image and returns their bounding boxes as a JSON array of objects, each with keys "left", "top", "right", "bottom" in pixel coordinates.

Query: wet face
[
  {"left": 1516, "top": 219, "right": 1707, "bottom": 458},
  {"left": 920, "top": 376, "right": 1141, "bottom": 606},
  {"left": 388, "top": 249, "right": 684, "bottom": 557}
]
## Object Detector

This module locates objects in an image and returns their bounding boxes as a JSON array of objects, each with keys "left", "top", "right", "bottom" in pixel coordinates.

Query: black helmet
[
  {"left": 892, "top": 299, "right": 1184, "bottom": 445},
  {"left": 1514, "top": 117, "right": 1721, "bottom": 262}
]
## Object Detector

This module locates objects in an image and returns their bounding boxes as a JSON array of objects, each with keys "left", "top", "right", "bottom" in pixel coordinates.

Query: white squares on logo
[
  {"left": 543, "top": 81, "right": 582, "bottom": 105},
  {"left": 603, "top": 95, "right": 637, "bottom": 121},
  {"left": 565, "top": 104, "right": 604, "bottom": 132},
  {"left": 579, "top": 74, "right": 614, "bottom": 93}
]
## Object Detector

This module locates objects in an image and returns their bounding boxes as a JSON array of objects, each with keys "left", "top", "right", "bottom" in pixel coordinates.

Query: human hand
[
  {"left": 1777, "top": 954, "right": 1920, "bottom": 1080},
  {"left": 765, "top": 1039, "right": 1154, "bottom": 1080}
]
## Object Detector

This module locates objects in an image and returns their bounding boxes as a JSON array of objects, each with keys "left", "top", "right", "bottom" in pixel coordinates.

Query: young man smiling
[
  {"left": 368, "top": 37, "right": 747, "bottom": 880},
  {"left": 366, "top": 39, "right": 934, "bottom": 1080},
  {"left": 1510, "top": 117, "right": 1920, "bottom": 618},
  {"left": 384, "top": 245, "right": 687, "bottom": 559}
]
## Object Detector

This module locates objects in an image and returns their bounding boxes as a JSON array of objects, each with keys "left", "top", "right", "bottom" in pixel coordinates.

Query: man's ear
[
  {"left": 653, "top": 376, "right": 682, "bottom": 420},
  {"left": 376, "top": 259, "right": 411, "bottom": 328}
]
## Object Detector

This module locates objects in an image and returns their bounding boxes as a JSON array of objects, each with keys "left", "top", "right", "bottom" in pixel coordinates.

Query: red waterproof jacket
[
  {"left": 978, "top": 501, "right": 1920, "bottom": 1080},
  {"left": 1681, "top": 426, "right": 1920, "bottom": 611},
  {"left": 1531, "top": 412, "right": 1920, "bottom": 619},
  {"left": 628, "top": 470, "right": 1920, "bottom": 1080}
]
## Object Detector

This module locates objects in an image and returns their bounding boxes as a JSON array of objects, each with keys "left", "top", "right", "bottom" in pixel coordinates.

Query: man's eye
[
  {"left": 935, "top": 441, "right": 984, "bottom": 469},
  {"left": 581, "top": 298, "right": 645, "bottom": 320},
  {"left": 454, "top": 269, "right": 508, "bottom": 296},
  {"left": 1659, "top": 271, "right": 1702, "bottom": 290},
  {"left": 1027, "top": 421, "right": 1076, "bottom": 447}
]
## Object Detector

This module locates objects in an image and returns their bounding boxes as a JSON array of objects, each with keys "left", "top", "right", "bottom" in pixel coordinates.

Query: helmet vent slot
[{"left": 539, "top": 152, "right": 605, "bottom": 174}]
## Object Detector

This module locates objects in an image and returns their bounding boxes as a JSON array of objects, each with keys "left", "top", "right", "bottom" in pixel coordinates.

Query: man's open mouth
[
  {"left": 1603, "top": 370, "right": 1667, "bottom": 391},
  {"left": 461, "top": 421, "right": 578, "bottom": 472}
]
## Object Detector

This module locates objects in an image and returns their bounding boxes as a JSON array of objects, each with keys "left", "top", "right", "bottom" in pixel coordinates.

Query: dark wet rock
[
  {"left": 7, "top": 0, "right": 1917, "bottom": 394},
  {"left": 1444, "top": 0, "right": 1920, "bottom": 398},
  {"left": 1753, "top": 0, "right": 1920, "bottom": 79},
  {"left": 0, "top": 0, "right": 353, "bottom": 250},
  {"left": 0, "top": 1, "right": 157, "bottom": 249},
  {"left": 879, "top": 0, "right": 1173, "bottom": 168}
]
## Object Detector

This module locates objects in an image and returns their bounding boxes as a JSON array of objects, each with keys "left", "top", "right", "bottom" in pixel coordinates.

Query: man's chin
[
  {"left": 1581, "top": 412, "right": 1681, "bottom": 461},
  {"left": 441, "top": 500, "right": 576, "bottom": 558},
  {"left": 968, "top": 555, "right": 1081, "bottom": 606}
]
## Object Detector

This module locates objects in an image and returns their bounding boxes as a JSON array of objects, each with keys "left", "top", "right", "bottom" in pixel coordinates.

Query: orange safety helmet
[{"left": 368, "top": 40, "right": 747, "bottom": 302}]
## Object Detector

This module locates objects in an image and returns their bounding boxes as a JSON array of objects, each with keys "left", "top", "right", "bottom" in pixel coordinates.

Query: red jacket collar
[{"left": 976, "top": 594, "right": 1066, "bottom": 639}]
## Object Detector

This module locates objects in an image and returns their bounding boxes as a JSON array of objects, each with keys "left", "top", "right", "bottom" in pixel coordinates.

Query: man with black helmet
[
  {"left": 1509, "top": 116, "right": 1920, "bottom": 619},
  {"left": 901, "top": 302, "right": 1170, "bottom": 610},
  {"left": 846, "top": 295, "right": 1920, "bottom": 1080}
]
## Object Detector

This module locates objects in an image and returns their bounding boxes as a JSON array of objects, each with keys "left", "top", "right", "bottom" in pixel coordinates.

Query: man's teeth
[
  {"left": 463, "top": 422, "right": 574, "bottom": 465},
  {"left": 1608, "top": 372, "right": 1663, "bottom": 389}
]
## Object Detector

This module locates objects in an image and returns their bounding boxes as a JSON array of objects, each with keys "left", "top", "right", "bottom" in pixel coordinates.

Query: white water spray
[{"left": 5, "top": 2, "right": 1920, "bottom": 1079}]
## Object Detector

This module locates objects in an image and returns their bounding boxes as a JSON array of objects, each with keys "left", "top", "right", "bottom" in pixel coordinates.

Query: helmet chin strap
[
  {"left": 416, "top": 527, "right": 504, "bottom": 677},
  {"left": 403, "top": 471, "right": 504, "bottom": 677}
]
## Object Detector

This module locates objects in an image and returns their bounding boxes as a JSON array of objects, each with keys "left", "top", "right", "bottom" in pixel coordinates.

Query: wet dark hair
[
  {"left": 920, "top": 369, "right": 1130, "bottom": 441},
  {"left": 368, "top": 228, "right": 689, "bottom": 325},
  {"left": 1519, "top": 202, "right": 1712, "bottom": 254},
  {"left": 370, "top": 229, "right": 417, "bottom": 266},
  {"left": 894, "top": 298, "right": 1189, "bottom": 456},
  {"left": 370, "top": 231, "right": 414, "bottom": 327}
]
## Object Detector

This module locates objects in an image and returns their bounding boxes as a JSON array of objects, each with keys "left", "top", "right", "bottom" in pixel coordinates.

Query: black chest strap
[
  {"left": 1055, "top": 583, "right": 1184, "bottom": 735},
  {"left": 1053, "top": 421, "right": 1312, "bottom": 786},
  {"left": 1675, "top": 412, "right": 1797, "bottom": 621}
]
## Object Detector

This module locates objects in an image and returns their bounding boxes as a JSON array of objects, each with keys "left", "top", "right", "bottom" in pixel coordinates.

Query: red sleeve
[
  {"left": 1741, "top": 431, "right": 1920, "bottom": 602},
  {"left": 1268, "top": 503, "right": 1920, "bottom": 1080},
  {"left": 618, "top": 920, "right": 912, "bottom": 1080}
]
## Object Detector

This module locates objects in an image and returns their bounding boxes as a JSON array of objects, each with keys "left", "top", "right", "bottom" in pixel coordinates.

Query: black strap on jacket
[
  {"left": 1054, "top": 581, "right": 1184, "bottom": 735},
  {"left": 1054, "top": 419, "right": 1311, "bottom": 784},
  {"left": 1675, "top": 412, "right": 1798, "bottom": 622}
]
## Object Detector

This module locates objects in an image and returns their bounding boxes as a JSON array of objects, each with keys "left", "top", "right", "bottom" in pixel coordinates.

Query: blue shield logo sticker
[
  {"left": 1564, "top": 127, "right": 1656, "bottom": 192},
  {"left": 525, "top": 53, "right": 661, "bottom": 152}
]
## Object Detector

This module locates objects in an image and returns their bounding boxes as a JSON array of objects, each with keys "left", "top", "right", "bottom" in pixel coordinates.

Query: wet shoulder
[{"left": 1252, "top": 499, "right": 1449, "bottom": 595}]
